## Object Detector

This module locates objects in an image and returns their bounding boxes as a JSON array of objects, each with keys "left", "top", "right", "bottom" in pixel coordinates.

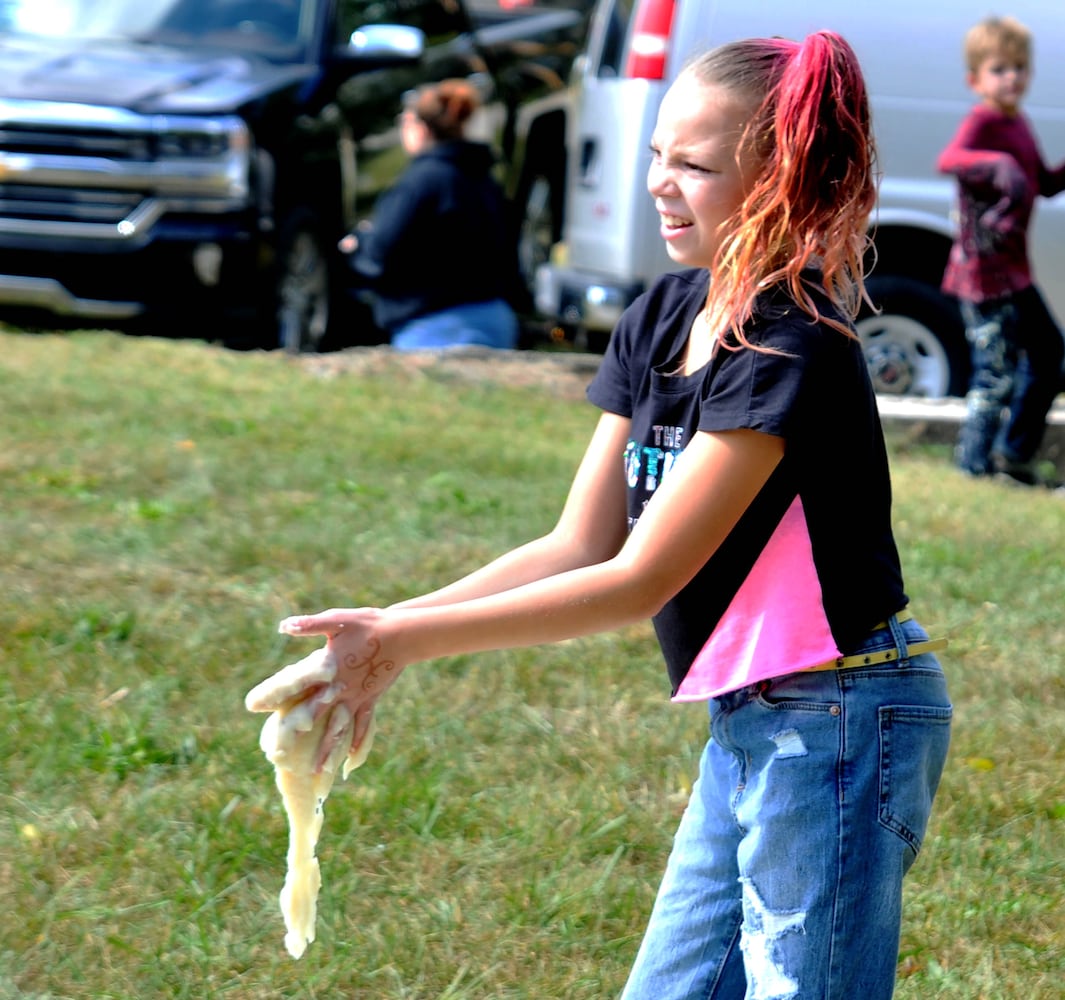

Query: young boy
[{"left": 938, "top": 15, "right": 1065, "bottom": 484}]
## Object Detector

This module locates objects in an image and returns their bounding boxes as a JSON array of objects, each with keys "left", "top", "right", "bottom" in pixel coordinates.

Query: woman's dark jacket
[{"left": 349, "top": 141, "right": 517, "bottom": 333}]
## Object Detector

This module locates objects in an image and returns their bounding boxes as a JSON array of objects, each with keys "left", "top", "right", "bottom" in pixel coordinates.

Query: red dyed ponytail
[{"left": 687, "top": 32, "right": 878, "bottom": 345}]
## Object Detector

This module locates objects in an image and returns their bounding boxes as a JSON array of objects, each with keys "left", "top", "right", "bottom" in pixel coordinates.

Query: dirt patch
[{"left": 292, "top": 345, "right": 604, "bottom": 402}]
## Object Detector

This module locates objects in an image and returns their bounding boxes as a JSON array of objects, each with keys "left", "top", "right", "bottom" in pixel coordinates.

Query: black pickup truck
[{"left": 0, "top": 0, "right": 586, "bottom": 350}]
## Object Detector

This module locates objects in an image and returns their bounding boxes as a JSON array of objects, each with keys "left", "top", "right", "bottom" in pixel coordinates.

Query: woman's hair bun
[{"left": 408, "top": 79, "right": 480, "bottom": 140}]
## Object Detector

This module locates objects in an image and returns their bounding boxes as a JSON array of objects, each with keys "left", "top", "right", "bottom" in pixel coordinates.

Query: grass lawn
[{"left": 1, "top": 330, "right": 1062, "bottom": 999}]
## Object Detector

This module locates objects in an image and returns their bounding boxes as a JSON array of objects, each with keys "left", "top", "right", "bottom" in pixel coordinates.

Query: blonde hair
[
  {"left": 964, "top": 16, "right": 1031, "bottom": 73},
  {"left": 684, "top": 32, "right": 877, "bottom": 348}
]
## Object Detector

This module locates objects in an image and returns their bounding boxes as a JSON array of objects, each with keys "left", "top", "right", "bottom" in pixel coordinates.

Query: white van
[{"left": 535, "top": 0, "right": 1065, "bottom": 397}]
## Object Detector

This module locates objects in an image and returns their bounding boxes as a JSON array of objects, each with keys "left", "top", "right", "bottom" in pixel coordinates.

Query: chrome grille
[
  {"left": 0, "top": 123, "right": 152, "bottom": 159},
  {"left": 0, "top": 101, "right": 252, "bottom": 235},
  {"left": 0, "top": 181, "right": 143, "bottom": 224}
]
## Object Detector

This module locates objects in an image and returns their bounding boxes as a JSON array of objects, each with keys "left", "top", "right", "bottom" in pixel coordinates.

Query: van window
[{"left": 593, "top": 0, "right": 633, "bottom": 78}]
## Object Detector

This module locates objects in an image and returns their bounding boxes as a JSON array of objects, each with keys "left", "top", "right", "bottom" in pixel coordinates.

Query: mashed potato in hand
[{"left": 246, "top": 647, "right": 377, "bottom": 959}]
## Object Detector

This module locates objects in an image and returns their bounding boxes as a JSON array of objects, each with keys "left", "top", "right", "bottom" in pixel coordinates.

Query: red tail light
[{"left": 624, "top": 0, "right": 677, "bottom": 80}]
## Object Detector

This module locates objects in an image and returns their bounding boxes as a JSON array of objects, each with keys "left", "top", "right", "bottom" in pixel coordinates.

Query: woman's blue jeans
[
  {"left": 621, "top": 615, "right": 952, "bottom": 1000},
  {"left": 391, "top": 298, "right": 518, "bottom": 351}
]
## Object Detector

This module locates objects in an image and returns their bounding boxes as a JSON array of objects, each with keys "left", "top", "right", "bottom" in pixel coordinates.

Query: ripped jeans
[{"left": 621, "top": 615, "right": 952, "bottom": 1000}]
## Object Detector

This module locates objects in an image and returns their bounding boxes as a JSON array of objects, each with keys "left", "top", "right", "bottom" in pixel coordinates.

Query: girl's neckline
[
  {"left": 659, "top": 273, "right": 715, "bottom": 378},
  {"left": 660, "top": 308, "right": 716, "bottom": 377}
]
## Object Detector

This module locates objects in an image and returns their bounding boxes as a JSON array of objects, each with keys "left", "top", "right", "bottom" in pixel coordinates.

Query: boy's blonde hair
[{"left": 964, "top": 16, "right": 1031, "bottom": 73}]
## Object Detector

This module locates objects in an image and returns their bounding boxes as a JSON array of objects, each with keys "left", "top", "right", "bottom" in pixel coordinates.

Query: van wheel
[
  {"left": 276, "top": 212, "right": 330, "bottom": 354},
  {"left": 856, "top": 276, "right": 970, "bottom": 398}
]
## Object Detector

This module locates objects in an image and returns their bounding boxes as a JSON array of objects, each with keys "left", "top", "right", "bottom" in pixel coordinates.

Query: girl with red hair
[{"left": 258, "top": 31, "right": 951, "bottom": 999}]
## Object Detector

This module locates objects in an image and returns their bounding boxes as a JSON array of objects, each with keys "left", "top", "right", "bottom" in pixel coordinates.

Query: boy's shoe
[
  {"left": 991, "top": 455, "right": 1040, "bottom": 486},
  {"left": 955, "top": 458, "right": 992, "bottom": 478}
]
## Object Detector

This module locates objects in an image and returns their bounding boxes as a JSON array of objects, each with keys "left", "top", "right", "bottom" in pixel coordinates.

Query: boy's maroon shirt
[{"left": 938, "top": 103, "right": 1065, "bottom": 303}]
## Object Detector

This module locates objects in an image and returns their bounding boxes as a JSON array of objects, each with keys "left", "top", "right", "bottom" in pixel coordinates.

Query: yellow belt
[
  {"left": 805, "top": 609, "right": 948, "bottom": 673},
  {"left": 876, "top": 608, "right": 914, "bottom": 629}
]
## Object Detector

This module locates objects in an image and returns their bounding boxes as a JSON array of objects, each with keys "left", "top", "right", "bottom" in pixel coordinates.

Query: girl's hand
[{"left": 277, "top": 608, "right": 406, "bottom": 764}]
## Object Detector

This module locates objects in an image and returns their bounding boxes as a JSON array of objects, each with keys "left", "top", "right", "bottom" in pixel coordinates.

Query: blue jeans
[
  {"left": 390, "top": 298, "right": 518, "bottom": 351},
  {"left": 622, "top": 615, "right": 952, "bottom": 1000},
  {"left": 955, "top": 287, "right": 1065, "bottom": 475}
]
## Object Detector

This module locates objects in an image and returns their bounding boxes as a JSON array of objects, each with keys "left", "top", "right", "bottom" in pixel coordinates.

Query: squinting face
[
  {"left": 648, "top": 73, "right": 756, "bottom": 270},
  {"left": 969, "top": 53, "right": 1029, "bottom": 114}
]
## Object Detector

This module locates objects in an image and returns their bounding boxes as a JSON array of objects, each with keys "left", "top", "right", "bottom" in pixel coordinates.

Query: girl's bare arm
[{"left": 280, "top": 426, "right": 784, "bottom": 728}]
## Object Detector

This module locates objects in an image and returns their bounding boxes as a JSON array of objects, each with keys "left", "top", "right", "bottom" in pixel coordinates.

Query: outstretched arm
[
  {"left": 937, "top": 115, "right": 1027, "bottom": 199},
  {"left": 938, "top": 144, "right": 1027, "bottom": 205},
  {"left": 276, "top": 425, "right": 784, "bottom": 756}
]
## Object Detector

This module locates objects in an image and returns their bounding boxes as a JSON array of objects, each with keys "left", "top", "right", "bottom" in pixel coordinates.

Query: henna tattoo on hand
[{"left": 342, "top": 637, "right": 398, "bottom": 692}]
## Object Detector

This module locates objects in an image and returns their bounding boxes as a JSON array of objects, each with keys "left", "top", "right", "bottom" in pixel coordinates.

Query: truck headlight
[{"left": 153, "top": 115, "right": 252, "bottom": 201}]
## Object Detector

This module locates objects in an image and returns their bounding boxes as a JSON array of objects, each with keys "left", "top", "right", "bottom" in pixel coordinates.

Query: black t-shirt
[{"left": 586, "top": 269, "right": 907, "bottom": 698}]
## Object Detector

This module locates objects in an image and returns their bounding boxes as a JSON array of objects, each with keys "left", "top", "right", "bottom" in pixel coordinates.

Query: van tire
[{"left": 857, "top": 276, "right": 970, "bottom": 398}]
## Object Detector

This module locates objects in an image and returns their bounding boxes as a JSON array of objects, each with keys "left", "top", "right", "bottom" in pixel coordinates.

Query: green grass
[{"left": 2, "top": 329, "right": 1063, "bottom": 999}]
